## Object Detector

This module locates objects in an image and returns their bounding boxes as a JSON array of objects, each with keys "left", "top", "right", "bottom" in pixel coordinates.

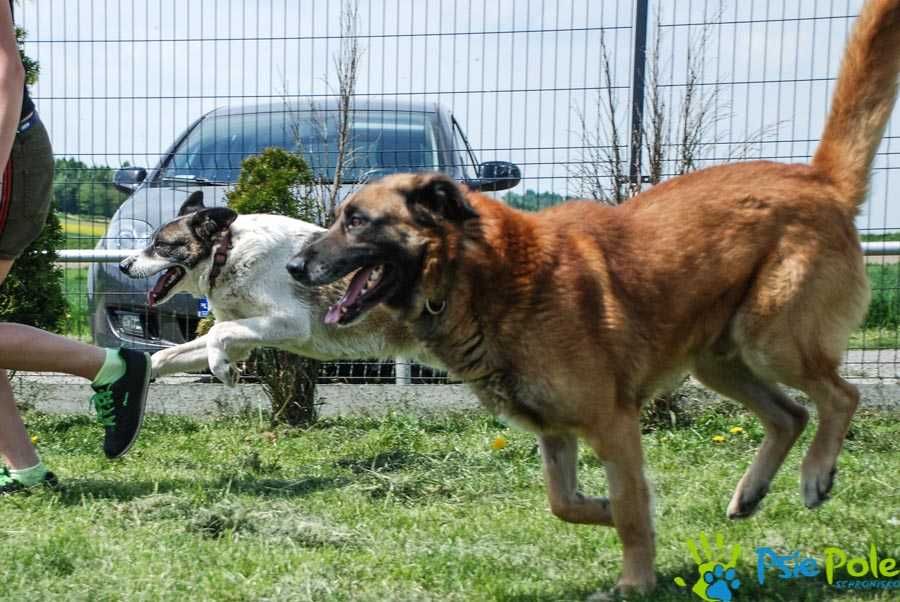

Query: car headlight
[{"left": 104, "top": 218, "right": 154, "bottom": 250}]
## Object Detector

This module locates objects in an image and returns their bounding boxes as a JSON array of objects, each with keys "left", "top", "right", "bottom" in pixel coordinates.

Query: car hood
[{"left": 109, "top": 184, "right": 232, "bottom": 229}]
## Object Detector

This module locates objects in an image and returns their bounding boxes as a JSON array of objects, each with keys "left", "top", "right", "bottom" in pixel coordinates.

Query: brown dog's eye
[{"left": 347, "top": 215, "right": 366, "bottom": 230}]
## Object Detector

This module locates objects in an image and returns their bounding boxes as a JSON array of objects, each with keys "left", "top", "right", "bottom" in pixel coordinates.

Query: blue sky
[{"left": 16, "top": 0, "right": 900, "bottom": 229}]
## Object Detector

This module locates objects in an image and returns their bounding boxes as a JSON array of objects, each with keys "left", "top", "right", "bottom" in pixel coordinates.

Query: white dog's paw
[{"left": 209, "top": 348, "right": 240, "bottom": 387}]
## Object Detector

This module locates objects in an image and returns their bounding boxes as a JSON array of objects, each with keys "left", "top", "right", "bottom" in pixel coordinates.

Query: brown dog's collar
[
  {"left": 208, "top": 228, "right": 233, "bottom": 290},
  {"left": 424, "top": 298, "right": 446, "bottom": 315}
]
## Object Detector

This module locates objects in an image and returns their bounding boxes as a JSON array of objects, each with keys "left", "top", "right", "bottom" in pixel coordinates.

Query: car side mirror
[
  {"left": 114, "top": 167, "right": 147, "bottom": 194},
  {"left": 469, "top": 161, "right": 521, "bottom": 192}
]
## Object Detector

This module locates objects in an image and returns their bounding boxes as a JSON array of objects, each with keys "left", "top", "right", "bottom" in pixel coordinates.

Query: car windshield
[{"left": 155, "top": 108, "right": 443, "bottom": 184}]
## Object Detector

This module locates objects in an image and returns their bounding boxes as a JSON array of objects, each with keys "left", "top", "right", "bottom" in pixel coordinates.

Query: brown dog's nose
[{"left": 286, "top": 254, "right": 309, "bottom": 283}]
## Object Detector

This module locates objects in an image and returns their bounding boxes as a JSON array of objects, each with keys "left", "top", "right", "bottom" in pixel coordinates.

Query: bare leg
[
  {"left": 0, "top": 369, "right": 37, "bottom": 467},
  {"left": 0, "top": 323, "right": 105, "bottom": 378},
  {"left": 539, "top": 432, "right": 612, "bottom": 525},
  {"left": 0, "top": 259, "right": 105, "bottom": 470}
]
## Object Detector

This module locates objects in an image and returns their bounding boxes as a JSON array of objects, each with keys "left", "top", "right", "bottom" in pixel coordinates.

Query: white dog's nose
[{"left": 119, "top": 256, "right": 135, "bottom": 274}]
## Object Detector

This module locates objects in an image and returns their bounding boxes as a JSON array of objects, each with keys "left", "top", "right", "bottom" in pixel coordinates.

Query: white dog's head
[{"left": 119, "top": 191, "right": 236, "bottom": 307}]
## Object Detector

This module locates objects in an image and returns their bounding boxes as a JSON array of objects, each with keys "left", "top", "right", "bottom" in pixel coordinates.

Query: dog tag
[{"left": 197, "top": 297, "right": 210, "bottom": 317}]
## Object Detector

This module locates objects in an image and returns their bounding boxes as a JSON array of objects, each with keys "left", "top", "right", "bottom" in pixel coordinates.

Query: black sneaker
[
  {"left": 0, "top": 467, "right": 58, "bottom": 495},
  {"left": 90, "top": 348, "right": 151, "bottom": 459}
]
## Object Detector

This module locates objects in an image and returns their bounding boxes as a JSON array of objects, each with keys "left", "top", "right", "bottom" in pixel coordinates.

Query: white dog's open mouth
[{"left": 147, "top": 266, "right": 185, "bottom": 307}]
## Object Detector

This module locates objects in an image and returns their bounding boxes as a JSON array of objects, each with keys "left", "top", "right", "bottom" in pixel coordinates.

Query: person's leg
[
  {"left": 0, "top": 368, "right": 38, "bottom": 468},
  {"left": 0, "top": 322, "right": 105, "bottom": 378},
  {"left": 0, "top": 259, "right": 42, "bottom": 474},
  {"left": 0, "top": 279, "right": 148, "bottom": 472},
  {"left": 0, "top": 259, "right": 59, "bottom": 486}
]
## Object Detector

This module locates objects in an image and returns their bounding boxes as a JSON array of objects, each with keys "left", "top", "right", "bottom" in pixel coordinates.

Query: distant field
[
  {"left": 58, "top": 213, "right": 108, "bottom": 250},
  {"left": 861, "top": 231, "right": 900, "bottom": 242}
]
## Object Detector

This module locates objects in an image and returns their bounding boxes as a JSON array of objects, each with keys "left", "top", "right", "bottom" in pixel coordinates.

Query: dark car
[{"left": 89, "top": 99, "right": 520, "bottom": 366}]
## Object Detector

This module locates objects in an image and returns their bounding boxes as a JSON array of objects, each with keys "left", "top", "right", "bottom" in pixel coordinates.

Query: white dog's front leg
[
  {"left": 206, "top": 317, "right": 308, "bottom": 386},
  {"left": 152, "top": 335, "right": 211, "bottom": 377}
]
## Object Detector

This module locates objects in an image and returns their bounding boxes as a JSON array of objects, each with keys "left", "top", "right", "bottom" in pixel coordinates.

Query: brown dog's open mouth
[
  {"left": 147, "top": 266, "right": 185, "bottom": 308},
  {"left": 325, "top": 264, "right": 393, "bottom": 325}
]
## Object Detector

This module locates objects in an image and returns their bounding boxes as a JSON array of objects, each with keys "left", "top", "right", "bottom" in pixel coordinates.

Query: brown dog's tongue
[{"left": 324, "top": 266, "right": 375, "bottom": 325}]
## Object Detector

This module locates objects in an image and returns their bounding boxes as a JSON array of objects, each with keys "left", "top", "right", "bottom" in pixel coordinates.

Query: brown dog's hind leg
[
  {"left": 790, "top": 372, "right": 859, "bottom": 509},
  {"left": 694, "top": 353, "right": 809, "bottom": 519},
  {"left": 539, "top": 433, "right": 613, "bottom": 525},
  {"left": 584, "top": 408, "right": 656, "bottom": 595}
]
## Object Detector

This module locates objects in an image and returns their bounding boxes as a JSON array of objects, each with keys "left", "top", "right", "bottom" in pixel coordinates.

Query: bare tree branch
[
  {"left": 643, "top": 8, "right": 666, "bottom": 185},
  {"left": 570, "top": 1, "right": 780, "bottom": 203},
  {"left": 568, "top": 30, "right": 628, "bottom": 205},
  {"left": 327, "top": 0, "right": 361, "bottom": 220}
]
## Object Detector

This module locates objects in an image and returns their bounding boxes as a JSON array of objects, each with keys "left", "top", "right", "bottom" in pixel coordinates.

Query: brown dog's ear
[
  {"left": 190, "top": 207, "right": 237, "bottom": 241},
  {"left": 405, "top": 172, "right": 478, "bottom": 224},
  {"left": 178, "top": 191, "right": 206, "bottom": 216}
]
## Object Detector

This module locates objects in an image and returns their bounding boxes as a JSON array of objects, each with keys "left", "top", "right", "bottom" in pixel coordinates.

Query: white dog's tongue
[
  {"left": 324, "top": 265, "right": 376, "bottom": 325},
  {"left": 147, "top": 267, "right": 178, "bottom": 308}
]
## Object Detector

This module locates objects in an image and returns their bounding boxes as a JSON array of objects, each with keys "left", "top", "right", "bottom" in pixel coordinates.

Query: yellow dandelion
[
  {"left": 30, "top": 435, "right": 39, "bottom": 445},
  {"left": 729, "top": 426, "right": 744, "bottom": 435},
  {"left": 490, "top": 435, "right": 509, "bottom": 450},
  {"left": 711, "top": 434, "right": 727, "bottom": 444}
]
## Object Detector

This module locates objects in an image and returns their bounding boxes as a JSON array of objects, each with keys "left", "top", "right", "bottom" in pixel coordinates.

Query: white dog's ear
[
  {"left": 191, "top": 207, "right": 238, "bottom": 241},
  {"left": 178, "top": 191, "right": 206, "bottom": 216}
]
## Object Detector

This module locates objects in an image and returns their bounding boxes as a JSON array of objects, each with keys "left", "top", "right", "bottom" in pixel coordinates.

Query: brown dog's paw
[
  {"left": 802, "top": 466, "right": 837, "bottom": 509},
  {"left": 726, "top": 482, "right": 770, "bottom": 519}
]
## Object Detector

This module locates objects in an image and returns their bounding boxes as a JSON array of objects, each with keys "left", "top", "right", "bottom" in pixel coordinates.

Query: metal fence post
[
  {"left": 628, "top": 0, "right": 650, "bottom": 186},
  {"left": 395, "top": 357, "right": 411, "bottom": 385}
]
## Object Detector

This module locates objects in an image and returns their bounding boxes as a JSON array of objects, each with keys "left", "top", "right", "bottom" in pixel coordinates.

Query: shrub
[
  {"left": 226, "top": 148, "right": 319, "bottom": 220},
  {"left": 0, "top": 211, "right": 67, "bottom": 331},
  {"left": 225, "top": 147, "right": 322, "bottom": 427}
]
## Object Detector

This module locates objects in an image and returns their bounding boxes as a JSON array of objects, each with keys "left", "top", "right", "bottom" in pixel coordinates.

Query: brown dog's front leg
[
  {"left": 539, "top": 433, "right": 613, "bottom": 525},
  {"left": 586, "top": 411, "right": 656, "bottom": 595}
]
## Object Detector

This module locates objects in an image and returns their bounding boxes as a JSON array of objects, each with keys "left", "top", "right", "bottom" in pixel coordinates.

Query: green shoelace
[
  {"left": 90, "top": 388, "right": 126, "bottom": 427},
  {"left": 0, "top": 468, "right": 15, "bottom": 487}
]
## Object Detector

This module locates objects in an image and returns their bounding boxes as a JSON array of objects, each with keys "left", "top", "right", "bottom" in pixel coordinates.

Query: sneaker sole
[{"left": 109, "top": 351, "right": 151, "bottom": 459}]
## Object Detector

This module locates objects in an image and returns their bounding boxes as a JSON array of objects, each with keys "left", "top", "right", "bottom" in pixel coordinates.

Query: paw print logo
[
  {"left": 703, "top": 564, "right": 741, "bottom": 601},
  {"left": 675, "top": 532, "right": 742, "bottom": 601}
]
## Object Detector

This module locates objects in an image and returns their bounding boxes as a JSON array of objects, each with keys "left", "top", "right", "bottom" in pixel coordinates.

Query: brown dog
[{"left": 288, "top": 0, "right": 900, "bottom": 594}]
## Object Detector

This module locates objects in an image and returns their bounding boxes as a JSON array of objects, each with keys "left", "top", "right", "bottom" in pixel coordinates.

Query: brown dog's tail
[{"left": 812, "top": 0, "right": 900, "bottom": 210}]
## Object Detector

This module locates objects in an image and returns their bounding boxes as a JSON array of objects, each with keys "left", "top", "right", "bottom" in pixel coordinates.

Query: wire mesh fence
[{"left": 7, "top": 0, "right": 900, "bottom": 384}]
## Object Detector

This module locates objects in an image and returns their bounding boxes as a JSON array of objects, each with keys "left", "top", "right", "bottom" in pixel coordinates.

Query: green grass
[
  {"left": 849, "top": 327, "right": 900, "bottom": 350},
  {"left": 62, "top": 267, "right": 90, "bottom": 341},
  {"left": 866, "top": 263, "right": 900, "bottom": 331},
  {"left": 1, "top": 406, "right": 897, "bottom": 601},
  {"left": 57, "top": 213, "right": 108, "bottom": 250}
]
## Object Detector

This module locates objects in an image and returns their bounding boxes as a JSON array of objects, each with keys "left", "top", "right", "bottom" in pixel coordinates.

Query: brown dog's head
[{"left": 287, "top": 172, "right": 478, "bottom": 326}]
